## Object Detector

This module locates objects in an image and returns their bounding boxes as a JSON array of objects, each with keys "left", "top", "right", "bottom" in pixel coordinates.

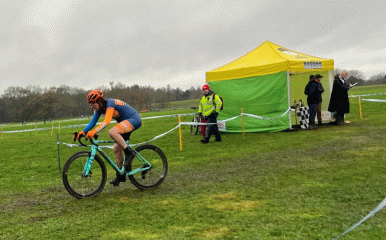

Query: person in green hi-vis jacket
[{"left": 198, "top": 84, "right": 222, "bottom": 143}]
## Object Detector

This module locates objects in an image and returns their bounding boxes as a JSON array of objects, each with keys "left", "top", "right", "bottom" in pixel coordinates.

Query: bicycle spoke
[
  {"left": 127, "top": 145, "right": 168, "bottom": 190},
  {"left": 62, "top": 152, "right": 106, "bottom": 199}
]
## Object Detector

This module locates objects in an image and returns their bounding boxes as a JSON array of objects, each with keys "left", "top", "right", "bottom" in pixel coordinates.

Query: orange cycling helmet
[{"left": 87, "top": 89, "right": 104, "bottom": 103}]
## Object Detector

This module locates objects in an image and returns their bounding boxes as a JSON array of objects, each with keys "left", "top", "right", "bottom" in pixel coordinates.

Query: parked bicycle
[
  {"left": 190, "top": 113, "right": 201, "bottom": 135},
  {"left": 62, "top": 133, "right": 168, "bottom": 199}
]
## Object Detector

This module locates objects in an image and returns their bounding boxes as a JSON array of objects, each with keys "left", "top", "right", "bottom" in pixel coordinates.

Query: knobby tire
[
  {"left": 127, "top": 144, "right": 168, "bottom": 190},
  {"left": 62, "top": 151, "right": 107, "bottom": 199}
]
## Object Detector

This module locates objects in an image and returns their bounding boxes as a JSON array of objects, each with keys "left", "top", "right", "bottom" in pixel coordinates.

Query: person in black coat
[
  {"left": 315, "top": 74, "right": 325, "bottom": 125},
  {"left": 306, "top": 75, "right": 321, "bottom": 129},
  {"left": 328, "top": 70, "right": 352, "bottom": 125}
]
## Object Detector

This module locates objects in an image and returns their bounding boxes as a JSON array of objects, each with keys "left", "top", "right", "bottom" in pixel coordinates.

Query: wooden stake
[{"left": 359, "top": 96, "right": 363, "bottom": 119}]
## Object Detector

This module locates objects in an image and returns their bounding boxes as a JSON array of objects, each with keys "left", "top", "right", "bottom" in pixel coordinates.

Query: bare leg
[
  {"left": 109, "top": 128, "right": 127, "bottom": 169},
  {"left": 112, "top": 143, "right": 124, "bottom": 169}
]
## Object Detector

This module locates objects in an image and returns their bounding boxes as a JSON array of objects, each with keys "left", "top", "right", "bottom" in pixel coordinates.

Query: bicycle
[
  {"left": 62, "top": 133, "right": 168, "bottom": 199},
  {"left": 190, "top": 113, "right": 201, "bottom": 135}
]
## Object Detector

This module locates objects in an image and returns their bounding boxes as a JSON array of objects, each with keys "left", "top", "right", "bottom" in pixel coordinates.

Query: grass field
[{"left": 1, "top": 85, "right": 386, "bottom": 239}]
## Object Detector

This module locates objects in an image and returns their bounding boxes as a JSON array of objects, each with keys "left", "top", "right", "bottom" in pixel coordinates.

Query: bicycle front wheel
[
  {"left": 62, "top": 151, "right": 107, "bottom": 199},
  {"left": 191, "top": 117, "right": 200, "bottom": 135},
  {"left": 127, "top": 145, "right": 168, "bottom": 190}
]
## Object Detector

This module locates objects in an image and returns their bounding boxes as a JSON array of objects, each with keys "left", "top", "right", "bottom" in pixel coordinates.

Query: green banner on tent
[{"left": 209, "top": 71, "right": 289, "bottom": 133}]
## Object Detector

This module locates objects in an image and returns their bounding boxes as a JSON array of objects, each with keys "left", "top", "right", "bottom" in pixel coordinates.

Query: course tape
[
  {"left": 3, "top": 110, "right": 289, "bottom": 133},
  {"left": 360, "top": 98, "right": 386, "bottom": 103},
  {"left": 333, "top": 195, "right": 386, "bottom": 239},
  {"left": 180, "top": 122, "right": 217, "bottom": 126},
  {"left": 2, "top": 114, "right": 194, "bottom": 133},
  {"left": 1, "top": 117, "right": 90, "bottom": 128},
  {"left": 349, "top": 92, "right": 386, "bottom": 98},
  {"left": 3, "top": 124, "right": 89, "bottom": 133},
  {"left": 57, "top": 125, "right": 181, "bottom": 149},
  {"left": 142, "top": 113, "right": 195, "bottom": 120},
  {"left": 243, "top": 108, "right": 291, "bottom": 120},
  {"left": 181, "top": 109, "right": 290, "bottom": 126},
  {"left": 1, "top": 113, "right": 197, "bottom": 128},
  {"left": 57, "top": 109, "right": 291, "bottom": 148}
]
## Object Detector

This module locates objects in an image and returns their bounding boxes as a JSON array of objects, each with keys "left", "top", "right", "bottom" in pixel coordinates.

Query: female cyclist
[{"left": 75, "top": 89, "right": 142, "bottom": 186}]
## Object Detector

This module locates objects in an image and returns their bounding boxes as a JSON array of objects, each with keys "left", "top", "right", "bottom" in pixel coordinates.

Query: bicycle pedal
[{"left": 141, "top": 170, "right": 148, "bottom": 180}]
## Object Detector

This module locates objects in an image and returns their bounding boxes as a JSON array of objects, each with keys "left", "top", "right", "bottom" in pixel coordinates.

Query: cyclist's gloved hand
[
  {"left": 86, "top": 130, "right": 97, "bottom": 139},
  {"left": 74, "top": 131, "right": 85, "bottom": 141}
]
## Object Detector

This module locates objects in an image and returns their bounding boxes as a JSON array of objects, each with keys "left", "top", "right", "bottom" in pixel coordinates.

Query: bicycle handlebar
[
  {"left": 89, "top": 137, "right": 98, "bottom": 146},
  {"left": 74, "top": 132, "right": 99, "bottom": 146}
]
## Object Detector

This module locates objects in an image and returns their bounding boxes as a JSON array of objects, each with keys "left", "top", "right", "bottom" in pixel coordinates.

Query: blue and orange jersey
[{"left": 83, "top": 99, "right": 141, "bottom": 133}]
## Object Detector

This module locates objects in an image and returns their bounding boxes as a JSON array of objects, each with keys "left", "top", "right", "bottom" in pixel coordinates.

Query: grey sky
[{"left": 1, "top": 1, "right": 385, "bottom": 94}]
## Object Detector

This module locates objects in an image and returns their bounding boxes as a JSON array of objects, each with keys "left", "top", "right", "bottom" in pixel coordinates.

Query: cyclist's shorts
[
  {"left": 113, "top": 115, "right": 142, "bottom": 137},
  {"left": 121, "top": 132, "right": 132, "bottom": 141}
]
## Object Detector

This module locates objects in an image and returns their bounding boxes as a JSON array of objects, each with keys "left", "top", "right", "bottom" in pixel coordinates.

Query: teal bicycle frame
[{"left": 82, "top": 139, "right": 151, "bottom": 177}]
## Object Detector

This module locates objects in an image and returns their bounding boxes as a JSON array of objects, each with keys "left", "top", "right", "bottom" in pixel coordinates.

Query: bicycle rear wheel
[
  {"left": 190, "top": 117, "right": 200, "bottom": 135},
  {"left": 127, "top": 144, "right": 168, "bottom": 190},
  {"left": 62, "top": 151, "right": 107, "bottom": 199}
]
